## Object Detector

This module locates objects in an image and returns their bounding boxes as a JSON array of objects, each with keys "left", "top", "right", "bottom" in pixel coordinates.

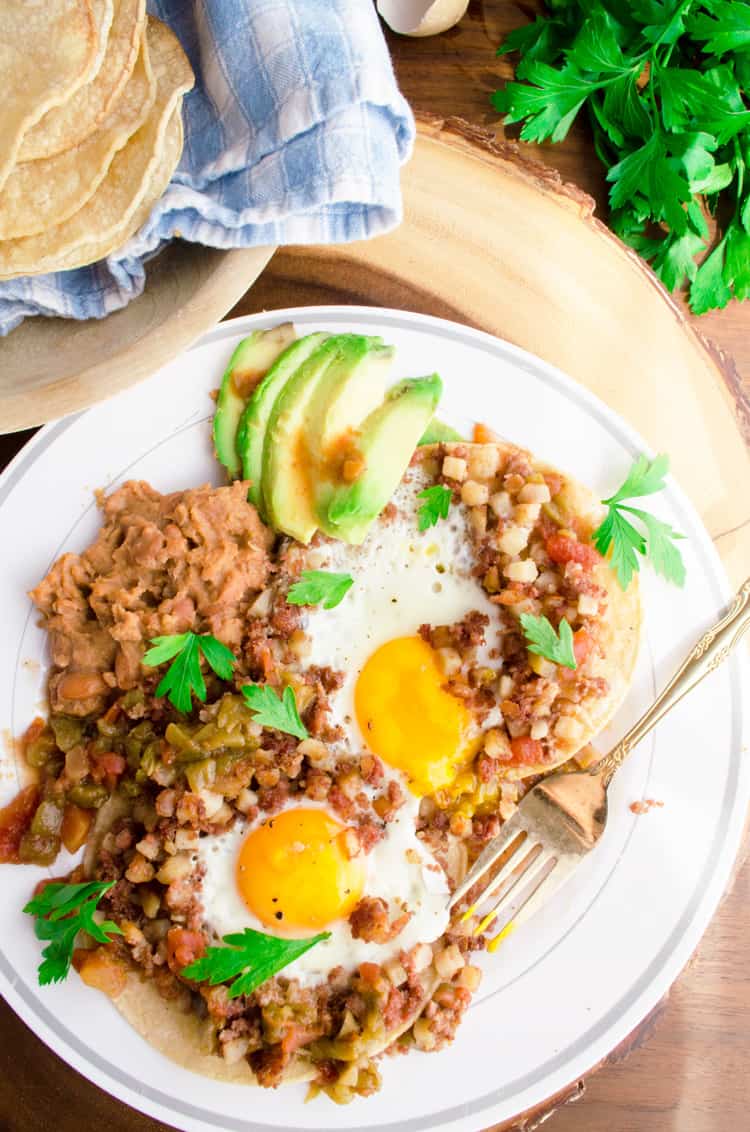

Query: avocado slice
[
  {"left": 213, "top": 323, "right": 296, "bottom": 481},
  {"left": 237, "top": 331, "right": 329, "bottom": 513},
  {"left": 418, "top": 418, "right": 464, "bottom": 446},
  {"left": 304, "top": 338, "right": 394, "bottom": 532},
  {"left": 263, "top": 336, "right": 375, "bottom": 544},
  {"left": 325, "top": 374, "right": 443, "bottom": 545}
]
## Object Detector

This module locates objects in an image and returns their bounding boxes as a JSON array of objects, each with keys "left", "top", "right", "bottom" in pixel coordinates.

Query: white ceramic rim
[{"left": 0, "top": 306, "right": 747, "bottom": 1132}]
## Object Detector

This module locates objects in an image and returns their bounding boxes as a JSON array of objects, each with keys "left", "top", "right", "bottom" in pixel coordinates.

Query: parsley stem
[
  {"left": 649, "top": 0, "right": 694, "bottom": 54},
  {"left": 733, "top": 137, "right": 745, "bottom": 221}
]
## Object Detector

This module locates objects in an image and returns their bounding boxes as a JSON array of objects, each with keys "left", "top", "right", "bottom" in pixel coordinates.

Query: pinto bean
[{"left": 56, "top": 671, "right": 108, "bottom": 701}]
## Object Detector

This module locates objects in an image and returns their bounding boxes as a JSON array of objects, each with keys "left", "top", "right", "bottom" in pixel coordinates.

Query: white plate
[{"left": 1, "top": 307, "right": 747, "bottom": 1132}]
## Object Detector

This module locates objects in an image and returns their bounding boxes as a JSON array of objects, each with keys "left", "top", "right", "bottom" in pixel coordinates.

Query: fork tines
[{"left": 449, "top": 814, "right": 561, "bottom": 949}]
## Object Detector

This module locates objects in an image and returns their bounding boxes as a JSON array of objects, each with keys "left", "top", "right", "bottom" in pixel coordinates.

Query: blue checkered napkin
[{"left": 0, "top": 0, "right": 414, "bottom": 336}]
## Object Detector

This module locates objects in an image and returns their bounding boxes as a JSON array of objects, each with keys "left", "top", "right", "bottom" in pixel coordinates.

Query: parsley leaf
[
  {"left": 241, "top": 683, "right": 308, "bottom": 740},
  {"left": 520, "top": 614, "right": 577, "bottom": 669},
  {"left": 286, "top": 570, "right": 354, "bottom": 610},
  {"left": 182, "top": 927, "right": 329, "bottom": 999},
  {"left": 417, "top": 484, "right": 452, "bottom": 531},
  {"left": 143, "top": 632, "right": 236, "bottom": 713},
  {"left": 492, "top": 1, "right": 750, "bottom": 313},
  {"left": 687, "top": 3, "right": 750, "bottom": 56},
  {"left": 593, "top": 454, "right": 686, "bottom": 589},
  {"left": 23, "top": 881, "right": 122, "bottom": 986},
  {"left": 496, "top": 61, "right": 605, "bottom": 143},
  {"left": 690, "top": 237, "right": 733, "bottom": 313}
]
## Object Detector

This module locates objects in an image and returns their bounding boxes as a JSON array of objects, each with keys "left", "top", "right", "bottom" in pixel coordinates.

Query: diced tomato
[
  {"left": 20, "top": 717, "right": 46, "bottom": 756},
  {"left": 545, "top": 533, "right": 599, "bottom": 570},
  {"left": 167, "top": 927, "right": 207, "bottom": 974},
  {"left": 280, "top": 1023, "right": 321, "bottom": 1056},
  {"left": 357, "top": 961, "right": 381, "bottom": 986},
  {"left": 32, "top": 874, "right": 69, "bottom": 899},
  {"left": 509, "top": 737, "right": 544, "bottom": 766},
  {"left": 573, "top": 629, "right": 595, "bottom": 666},
  {"left": 0, "top": 785, "right": 39, "bottom": 863},
  {"left": 90, "top": 751, "right": 126, "bottom": 787},
  {"left": 473, "top": 422, "right": 501, "bottom": 444}
]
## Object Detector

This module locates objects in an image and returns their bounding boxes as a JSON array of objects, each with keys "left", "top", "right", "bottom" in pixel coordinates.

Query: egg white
[
  {"left": 301, "top": 470, "right": 502, "bottom": 751},
  {"left": 195, "top": 793, "right": 450, "bottom": 988}
]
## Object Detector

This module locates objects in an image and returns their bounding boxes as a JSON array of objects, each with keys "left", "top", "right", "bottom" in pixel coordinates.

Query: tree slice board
[{"left": 236, "top": 113, "right": 750, "bottom": 589}]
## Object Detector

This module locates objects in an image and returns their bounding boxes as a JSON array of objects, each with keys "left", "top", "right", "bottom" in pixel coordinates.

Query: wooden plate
[{"left": 0, "top": 241, "right": 274, "bottom": 432}]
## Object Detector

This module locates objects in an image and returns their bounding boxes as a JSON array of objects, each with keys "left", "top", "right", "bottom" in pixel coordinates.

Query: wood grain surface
[{"left": 1, "top": 3, "right": 749, "bottom": 1131}]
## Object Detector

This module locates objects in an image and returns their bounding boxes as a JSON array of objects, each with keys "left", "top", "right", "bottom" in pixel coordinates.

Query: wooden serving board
[{"left": 1, "top": 115, "right": 749, "bottom": 1132}]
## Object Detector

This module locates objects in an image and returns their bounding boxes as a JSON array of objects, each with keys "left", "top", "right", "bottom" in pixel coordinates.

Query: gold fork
[{"left": 448, "top": 577, "right": 750, "bottom": 949}]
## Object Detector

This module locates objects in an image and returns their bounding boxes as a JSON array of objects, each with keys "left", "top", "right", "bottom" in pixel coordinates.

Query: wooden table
[{"left": 1, "top": 3, "right": 748, "bottom": 1130}]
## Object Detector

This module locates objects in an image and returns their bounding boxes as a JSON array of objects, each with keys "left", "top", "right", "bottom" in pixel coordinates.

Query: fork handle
[{"left": 592, "top": 576, "right": 750, "bottom": 786}]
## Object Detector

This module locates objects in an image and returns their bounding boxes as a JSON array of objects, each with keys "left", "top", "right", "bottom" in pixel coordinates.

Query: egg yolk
[
  {"left": 236, "top": 808, "right": 365, "bottom": 933},
  {"left": 355, "top": 635, "right": 472, "bottom": 795}
]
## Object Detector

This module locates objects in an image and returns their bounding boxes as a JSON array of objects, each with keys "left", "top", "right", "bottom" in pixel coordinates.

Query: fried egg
[
  {"left": 299, "top": 471, "right": 502, "bottom": 794},
  {"left": 197, "top": 795, "right": 449, "bottom": 987}
]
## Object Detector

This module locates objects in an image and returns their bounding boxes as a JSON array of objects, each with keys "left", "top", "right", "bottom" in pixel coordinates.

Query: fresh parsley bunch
[{"left": 493, "top": 0, "right": 750, "bottom": 313}]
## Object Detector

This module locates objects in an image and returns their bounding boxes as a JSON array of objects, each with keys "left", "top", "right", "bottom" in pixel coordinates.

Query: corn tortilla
[
  {"left": 434, "top": 441, "right": 641, "bottom": 779},
  {"left": 84, "top": 796, "right": 438, "bottom": 1086},
  {"left": 0, "top": 19, "right": 191, "bottom": 278},
  {"left": 19, "top": 0, "right": 147, "bottom": 163},
  {"left": 112, "top": 965, "right": 437, "bottom": 1087},
  {"left": 0, "top": 34, "right": 155, "bottom": 241},
  {"left": 0, "top": 0, "right": 97, "bottom": 191}
]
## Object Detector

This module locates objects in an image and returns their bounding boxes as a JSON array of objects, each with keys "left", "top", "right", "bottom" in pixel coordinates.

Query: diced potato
[
  {"left": 555, "top": 716, "right": 584, "bottom": 742},
  {"left": 442, "top": 455, "right": 467, "bottom": 482},
  {"left": 484, "top": 727, "right": 511, "bottom": 759},
  {"left": 456, "top": 964, "right": 483, "bottom": 991},
  {"left": 514, "top": 502, "right": 541, "bottom": 525},
  {"left": 461, "top": 480, "right": 489, "bottom": 507},
  {"left": 297, "top": 738, "right": 329, "bottom": 765},
  {"left": 384, "top": 959, "right": 408, "bottom": 987},
  {"left": 174, "top": 830, "right": 200, "bottom": 852},
  {"left": 197, "top": 788, "right": 223, "bottom": 818},
  {"left": 497, "top": 526, "right": 530, "bottom": 556},
  {"left": 134, "top": 834, "right": 161, "bottom": 861},
  {"left": 489, "top": 490, "right": 512, "bottom": 518},
  {"left": 125, "top": 853, "right": 155, "bottom": 884},
  {"left": 435, "top": 944, "right": 465, "bottom": 979},
  {"left": 413, "top": 1017, "right": 437, "bottom": 1051},
  {"left": 221, "top": 1036, "right": 251, "bottom": 1064},
  {"left": 530, "top": 720, "right": 549, "bottom": 740},
  {"left": 469, "top": 505, "right": 487, "bottom": 537},
  {"left": 467, "top": 445, "right": 500, "bottom": 480},
  {"left": 578, "top": 593, "right": 599, "bottom": 616},
  {"left": 518, "top": 483, "right": 551, "bottom": 504},
  {"left": 504, "top": 558, "right": 538, "bottom": 583},
  {"left": 235, "top": 787, "right": 258, "bottom": 813},
  {"left": 409, "top": 942, "right": 433, "bottom": 972},
  {"left": 156, "top": 853, "right": 192, "bottom": 884},
  {"left": 437, "top": 647, "right": 462, "bottom": 676}
]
